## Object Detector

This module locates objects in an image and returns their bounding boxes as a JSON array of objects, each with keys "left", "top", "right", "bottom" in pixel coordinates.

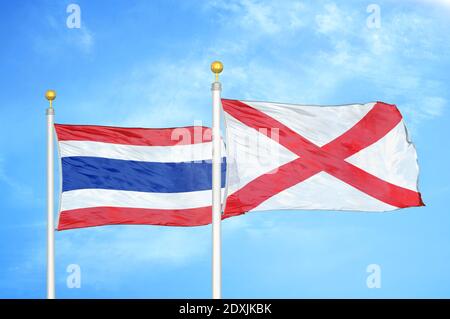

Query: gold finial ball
[
  {"left": 211, "top": 61, "right": 223, "bottom": 74},
  {"left": 45, "top": 90, "right": 57, "bottom": 101}
]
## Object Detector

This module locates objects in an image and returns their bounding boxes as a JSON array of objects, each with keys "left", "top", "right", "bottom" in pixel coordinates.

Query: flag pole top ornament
[
  {"left": 45, "top": 90, "right": 56, "bottom": 108},
  {"left": 211, "top": 61, "right": 223, "bottom": 82}
]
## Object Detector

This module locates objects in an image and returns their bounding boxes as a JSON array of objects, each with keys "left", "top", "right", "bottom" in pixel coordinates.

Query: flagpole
[
  {"left": 45, "top": 90, "right": 56, "bottom": 299},
  {"left": 211, "top": 61, "right": 223, "bottom": 299}
]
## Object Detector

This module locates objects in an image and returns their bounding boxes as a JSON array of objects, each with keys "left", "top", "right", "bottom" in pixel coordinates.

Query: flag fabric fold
[
  {"left": 55, "top": 124, "right": 226, "bottom": 230},
  {"left": 221, "top": 99, "right": 424, "bottom": 218}
]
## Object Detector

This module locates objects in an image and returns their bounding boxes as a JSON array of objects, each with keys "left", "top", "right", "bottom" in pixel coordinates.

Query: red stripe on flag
[
  {"left": 57, "top": 206, "right": 213, "bottom": 230},
  {"left": 322, "top": 102, "right": 403, "bottom": 157},
  {"left": 326, "top": 160, "right": 424, "bottom": 208},
  {"left": 54, "top": 124, "right": 212, "bottom": 146},
  {"left": 223, "top": 158, "right": 319, "bottom": 217},
  {"left": 222, "top": 99, "right": 424, "bottom": 216}
]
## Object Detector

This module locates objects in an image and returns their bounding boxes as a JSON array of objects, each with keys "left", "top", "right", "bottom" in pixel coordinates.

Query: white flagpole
[
  {"left": 211, "top": 61, "right": 223, "bottom": 299},
  {"left": 45, "top": 90, "right": 56, "bottom": 299}
]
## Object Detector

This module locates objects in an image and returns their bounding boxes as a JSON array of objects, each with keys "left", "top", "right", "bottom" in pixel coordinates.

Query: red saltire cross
[{"left": 221, "top": 99, "right": 424, "bottom": 218}]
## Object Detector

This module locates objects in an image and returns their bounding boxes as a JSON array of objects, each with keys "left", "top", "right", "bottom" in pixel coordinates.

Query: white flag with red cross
[{"left": 221, "top": 99, "right": 424, "bottom": 218}]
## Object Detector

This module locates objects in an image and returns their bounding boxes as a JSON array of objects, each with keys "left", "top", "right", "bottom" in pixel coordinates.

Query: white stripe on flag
[
  {"left": 59, "top": 140, "right": 226, "bottom": 163},
  {"left": 61, "top": 188, "right": 224, "bottom": 211}
]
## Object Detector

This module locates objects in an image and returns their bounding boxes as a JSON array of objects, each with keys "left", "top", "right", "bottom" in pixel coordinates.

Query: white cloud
[
  {"left": 75, "top": 27, "right": 94, "bottom": 53},
  {"left": 99, "top": 1, "right": 447, "bottom": 128},
  {"left": 423, "top": 96, "right": 447, "bottom": 117},
  {"left": 418, "top": 0, "right": 450, "bottom": 8},
  {"left": 308, "top": 3, "right": 448, "bottom": 124},
  {"left": 404, "top": 96, "right": 447, "bottom": 127},
  {"left": 215, "top": 1, "right": 447, "bottom": 125},
  {"left": 315, "top": 3, "right": 352, "bottom": 35},
  {"left": 32, "top": 14, "right": 94, "bottom": 56},
  {"left": 205, "top": 0, "right": 306, "bottom": 36},
  {"left": 117, "top": 58, "right": 213, "bottom": 127}
]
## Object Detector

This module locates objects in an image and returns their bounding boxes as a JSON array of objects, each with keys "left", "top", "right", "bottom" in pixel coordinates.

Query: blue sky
[{"left": 1, "top": 0, "right": 450, "bottom": 298}]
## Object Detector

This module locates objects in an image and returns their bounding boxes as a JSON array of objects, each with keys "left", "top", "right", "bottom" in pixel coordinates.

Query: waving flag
[
  {"left": 55, "top": 124, "right": 226, "bottom": 230},
  {"left": 222, "top": 99, "right": 424, "bottom": 218}
]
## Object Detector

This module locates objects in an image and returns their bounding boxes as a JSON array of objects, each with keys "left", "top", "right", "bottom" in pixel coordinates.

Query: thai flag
[{"left": 55, "top": 124, "right": 226, "bottom": 230}]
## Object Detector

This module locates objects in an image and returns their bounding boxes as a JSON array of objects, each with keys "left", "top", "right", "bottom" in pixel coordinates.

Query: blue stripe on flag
[{"left": 62, "top": 156, "right": 226, "bottom": 193}]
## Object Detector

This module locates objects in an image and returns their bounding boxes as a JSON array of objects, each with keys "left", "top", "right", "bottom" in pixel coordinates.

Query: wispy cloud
[
  {"left": 205, "top": 1, "right": 449, "bottom": 125},
  {"left": 119, "top": 58, "right": 213, "bottom": 127},
  {"left": 73, "top": 27, "right": 94, "bottom": 54},
  {"left": 315, "top": 3, "right": 352, "bottom": 34},
  {"left": 205, "top": 0, "right": 306, "bottom": 35},
  {"left": 32, "top": 11, "right": 94, "bottom": 56},
  {"left": 76, "top": 1, "right": 448, "bottom": 130},
  {"left": 417, "top": 0, "right": 450, "bottom": 9}
]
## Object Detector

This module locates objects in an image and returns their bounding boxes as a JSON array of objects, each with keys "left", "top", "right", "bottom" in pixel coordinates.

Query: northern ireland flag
[
  {"left": 55, "top": 124, "right": 226, "bottom": 230},
  {"left": 222, "top": 99, "right": 424, "bottom": 218}
]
